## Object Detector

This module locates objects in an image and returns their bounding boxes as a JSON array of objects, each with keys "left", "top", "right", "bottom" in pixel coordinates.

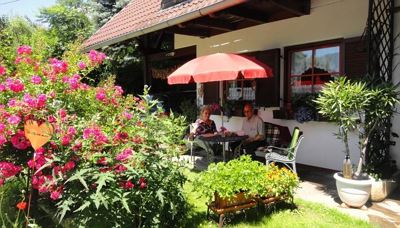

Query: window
[
  {"left": 161, "top": 0, "right": 189, "bottom": 9},
  {"left": 225, "top": 79, "right": 256, "bottom": 101},
  {"left": 288, "top": 43, "right": 342, "bottom": 96}
]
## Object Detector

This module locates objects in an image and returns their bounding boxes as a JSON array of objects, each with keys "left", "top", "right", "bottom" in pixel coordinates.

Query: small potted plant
[{"left": 315, "top": 77, "right": 399, "bottom": 207}]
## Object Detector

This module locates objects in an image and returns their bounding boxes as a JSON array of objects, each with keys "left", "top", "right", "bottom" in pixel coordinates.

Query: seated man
[{"left": 231, "top": 103, "right": 265, "bottom": 159}]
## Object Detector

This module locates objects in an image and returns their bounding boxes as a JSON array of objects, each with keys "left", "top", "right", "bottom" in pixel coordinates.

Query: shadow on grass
[{"left": 182, "top": 200, "right": 299, "bottom": 227}]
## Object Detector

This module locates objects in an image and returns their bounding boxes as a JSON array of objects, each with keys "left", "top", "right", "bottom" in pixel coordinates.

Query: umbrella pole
[{"left": 219, "top": 82, "right": 224, "bottom": 129}]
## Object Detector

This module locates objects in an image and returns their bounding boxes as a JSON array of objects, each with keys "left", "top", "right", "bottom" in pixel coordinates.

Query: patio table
[{"left": 198, "top": 134, "right": 248, "bottom": 162}]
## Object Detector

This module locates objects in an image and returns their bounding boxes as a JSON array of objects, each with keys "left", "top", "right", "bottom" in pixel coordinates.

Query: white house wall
[
  {"left": 174, "top": 0, "right": 400, "bottom": 171},
  {"left": 392, "top": 0, "right": 400, "bottom": 171}
]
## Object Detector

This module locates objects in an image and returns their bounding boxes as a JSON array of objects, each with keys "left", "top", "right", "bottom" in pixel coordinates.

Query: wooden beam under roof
[
  {"left": 269, "top": 0, "right": 310, "bottom": 16},
  {"left": 188, "top": 16, "right": 237, "bottom": 32},
  {"left": 220, "top": 6, "right": 270, "bottom": 25},
  {"left": 167, "top": 25, "right": 211, "bottom": 38}
]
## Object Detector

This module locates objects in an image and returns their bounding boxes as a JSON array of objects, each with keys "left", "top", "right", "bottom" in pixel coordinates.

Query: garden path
[{"left": 180, "top": 153, "right": 400, "bottom": 228}]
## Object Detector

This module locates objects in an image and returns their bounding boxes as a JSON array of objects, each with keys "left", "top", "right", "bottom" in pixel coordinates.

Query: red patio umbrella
[{"left": 167, "top": 53, "right": 273, "bottom": 84}]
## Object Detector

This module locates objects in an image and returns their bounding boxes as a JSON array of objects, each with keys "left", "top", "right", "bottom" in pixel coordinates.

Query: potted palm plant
[{"left": 315, "top": 77, "right": 399, "bottom": 207}]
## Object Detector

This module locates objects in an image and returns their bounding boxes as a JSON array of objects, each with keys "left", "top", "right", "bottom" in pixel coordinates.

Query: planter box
[
  {"left": 214, "top": 192, "right": 254, "bottom": 209},
  {"left": 370, "top": 170, "right": 400, "bottom": 202}
]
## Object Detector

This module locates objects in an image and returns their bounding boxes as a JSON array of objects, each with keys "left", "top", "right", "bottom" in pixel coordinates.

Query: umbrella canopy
[{"left": 167, "top": 53, "right": 273, "bottom": 84}]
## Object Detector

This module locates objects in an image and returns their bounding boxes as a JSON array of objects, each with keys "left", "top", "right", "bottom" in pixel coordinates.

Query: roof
[{"left": 83, "top": 0, "right": 246, "bottom": 50}]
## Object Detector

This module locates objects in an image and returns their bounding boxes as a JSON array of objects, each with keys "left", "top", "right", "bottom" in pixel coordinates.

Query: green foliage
[
  {"left": 179, "top": 98, "right": 198, "bottom": 124},
  {"left": 0, "top": 180, "right": 25, "bottom": 227},
  {"left": 315, "top": 77, "right": 369, "bottom": 138},
  {"left": 0, "top": 16, "right": 58, "bottom": 68},
  {"left": 194, "top": 156, "right": 299, "bottom": 202},
  {"left": 38, "top": 0, "right": 93, "bottom": 57},
  {"left": 315, "top": 77, "right": 399, "bottom": 175}
]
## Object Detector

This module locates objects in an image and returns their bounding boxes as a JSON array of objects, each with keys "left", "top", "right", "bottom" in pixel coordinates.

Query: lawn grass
[{"left": 182, "top": 168, "right": 373, "bottom": 228}]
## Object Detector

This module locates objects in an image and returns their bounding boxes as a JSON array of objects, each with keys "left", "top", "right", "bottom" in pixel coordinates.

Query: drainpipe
[{"left": 83, "top": 0, "right": 248, "bottom": 51}]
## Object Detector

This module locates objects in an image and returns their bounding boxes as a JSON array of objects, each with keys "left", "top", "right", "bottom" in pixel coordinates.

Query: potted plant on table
[{"left": 315, "top": 77, "right": 399, "bottom": 207}]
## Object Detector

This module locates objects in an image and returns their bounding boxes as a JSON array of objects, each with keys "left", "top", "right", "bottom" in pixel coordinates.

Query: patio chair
[{"left": 264, "top": 127, "right": 303, "bottom": 173}]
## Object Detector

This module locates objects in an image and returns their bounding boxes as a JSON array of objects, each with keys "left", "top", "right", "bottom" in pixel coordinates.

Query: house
[{"left": 84, "top": 0, "right": 400, "bottom": 171}]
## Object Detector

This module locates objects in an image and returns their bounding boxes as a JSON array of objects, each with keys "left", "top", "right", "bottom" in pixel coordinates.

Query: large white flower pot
[{"left": 334, "top": 172, "right": 373, "bottom": 208}]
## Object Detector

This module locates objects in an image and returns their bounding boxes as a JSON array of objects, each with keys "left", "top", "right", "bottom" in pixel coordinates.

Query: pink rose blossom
[
  {"left": 114, "top": 164, "right": 127, "bottom": 173},
  {"left": 49, "top": 58, "right": 68, "bottom": 74},
  {"left": 114, "top": 86, "right": 123, "bottom": 95},
  {"left": 31, "top": 75, "right": 42, "bottom": 84},
  {"left": 8, "top": 79, "right": 25, "bottom": 93},
  {"left": 37, "top": 94, "right": 47, "bottom": 108},
  {"left": 123, "top": 111, "right": 132, "bottom": 120},
  {"left": 0, "top": 135, "right": 7, "bottom": 145},
  {"left": 59, "top": 109, "right": 67, "bottom": 118},
  {"left": 68, "top": 77, "right": 79, "bottom": 90},
  {"left": 122, "top": 180, "right": 134, "bottom": 189},
  {"left": 7, "top": 115, "right": 21, "bottom": 125},
  {"left": 95, "top": 89, "right": 106, "bottom": 101},
  {"left": 0, "top": 178, "right": 4, "bottom": 186},
  {"left": 116, "top": 148, "right": 133, "bottom": 161},
  {"left": 50, "top": 190, "right": 61, "bottom": 200},
  {"left": 83, "top": 128, "right": 92, "bottom": 139},
  {"left": 0, "top": 65, "right": 6, "bottom": 75},
  {"left": 17, "top": 45, "right": 32, "bottom": 55},
  {"left": 0, "top": 84, "right": 7, "bottom": 92},
  {"left": 62, "top": 161, "right": 75, "bottom": 173},
  {"left": 88, "top": 50, "right": 106, "bottom": 65},
  {"left": 61, "top": 135, "right": 71, "bottom": 146},
  {"left": 67, "top": 126, "right": 76, "bottom": 135},
  {"left": 7, "top": 98, "right": 17, "bottom": 107},
  {"left": 62, "top": 76, "right": 69, "bottom": 83},
  {"left": 10, "top": 130, "right": 31, "bottom": 150},
  {"left": 0, "top": 162, "right": 22, "bottom": 178},
  {"left": 0, "top": 123, "right": 6, "bottom": 133},
  {"left": 72, "top": 141, "right": 82, "bottom": 152},
  {"left": 77, "top": 61, "right": 86, "bottom": 70},
  {"left": 48, "top": 115, "right": 56, "bottom": 123}
]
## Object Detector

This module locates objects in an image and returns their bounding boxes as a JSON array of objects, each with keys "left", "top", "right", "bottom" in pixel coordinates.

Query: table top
[{"left": 198, "top": 134, "right": 248, "bottom": 143}]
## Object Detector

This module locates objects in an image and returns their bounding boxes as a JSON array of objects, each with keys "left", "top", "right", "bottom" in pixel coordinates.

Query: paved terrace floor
[{"left": 181, "top": 153, "right": 400, "bottom": 228}]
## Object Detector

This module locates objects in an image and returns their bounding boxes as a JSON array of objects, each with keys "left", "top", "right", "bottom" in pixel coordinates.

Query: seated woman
[{"left": 190, "top": 105, "right": 218, "bottom": 162}]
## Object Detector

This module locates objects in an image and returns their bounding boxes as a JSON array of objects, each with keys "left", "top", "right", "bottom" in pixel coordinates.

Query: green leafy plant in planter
[{"left": 194, "top": 155, "right": 299, "bottom": 207}]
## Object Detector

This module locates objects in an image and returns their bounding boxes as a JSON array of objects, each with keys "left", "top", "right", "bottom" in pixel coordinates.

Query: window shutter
[
  {"left": 344, "top": 37, "right": 368, "bottom": 80},
  {"left": 254, "top": 49, "right": 281, "bottom": 107},
  {"left": 203, "top": 82, "right": 219, "bottom": 105}
]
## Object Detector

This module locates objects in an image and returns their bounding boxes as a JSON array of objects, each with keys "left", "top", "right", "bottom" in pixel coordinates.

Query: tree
[
  {"left": 88, "top": 0, "right": 130, "bottom": 29},
  {"left": 38, "top": 0, "right": 93, "bottom": 57}
]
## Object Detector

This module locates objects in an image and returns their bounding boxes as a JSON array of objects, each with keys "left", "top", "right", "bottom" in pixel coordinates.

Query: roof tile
[{"left": 84, "top": 0, "right": 241, "bottom": 49}]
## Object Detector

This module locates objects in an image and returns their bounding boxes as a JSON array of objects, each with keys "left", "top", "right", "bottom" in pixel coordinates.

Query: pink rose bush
[{"left": 0, "top": 45, "right": 187, "bottom": 227}]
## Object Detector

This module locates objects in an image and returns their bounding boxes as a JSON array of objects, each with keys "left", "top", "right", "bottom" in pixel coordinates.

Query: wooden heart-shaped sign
[{"left": 24, "top": 120, "right": 54, "bottom": 150}]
